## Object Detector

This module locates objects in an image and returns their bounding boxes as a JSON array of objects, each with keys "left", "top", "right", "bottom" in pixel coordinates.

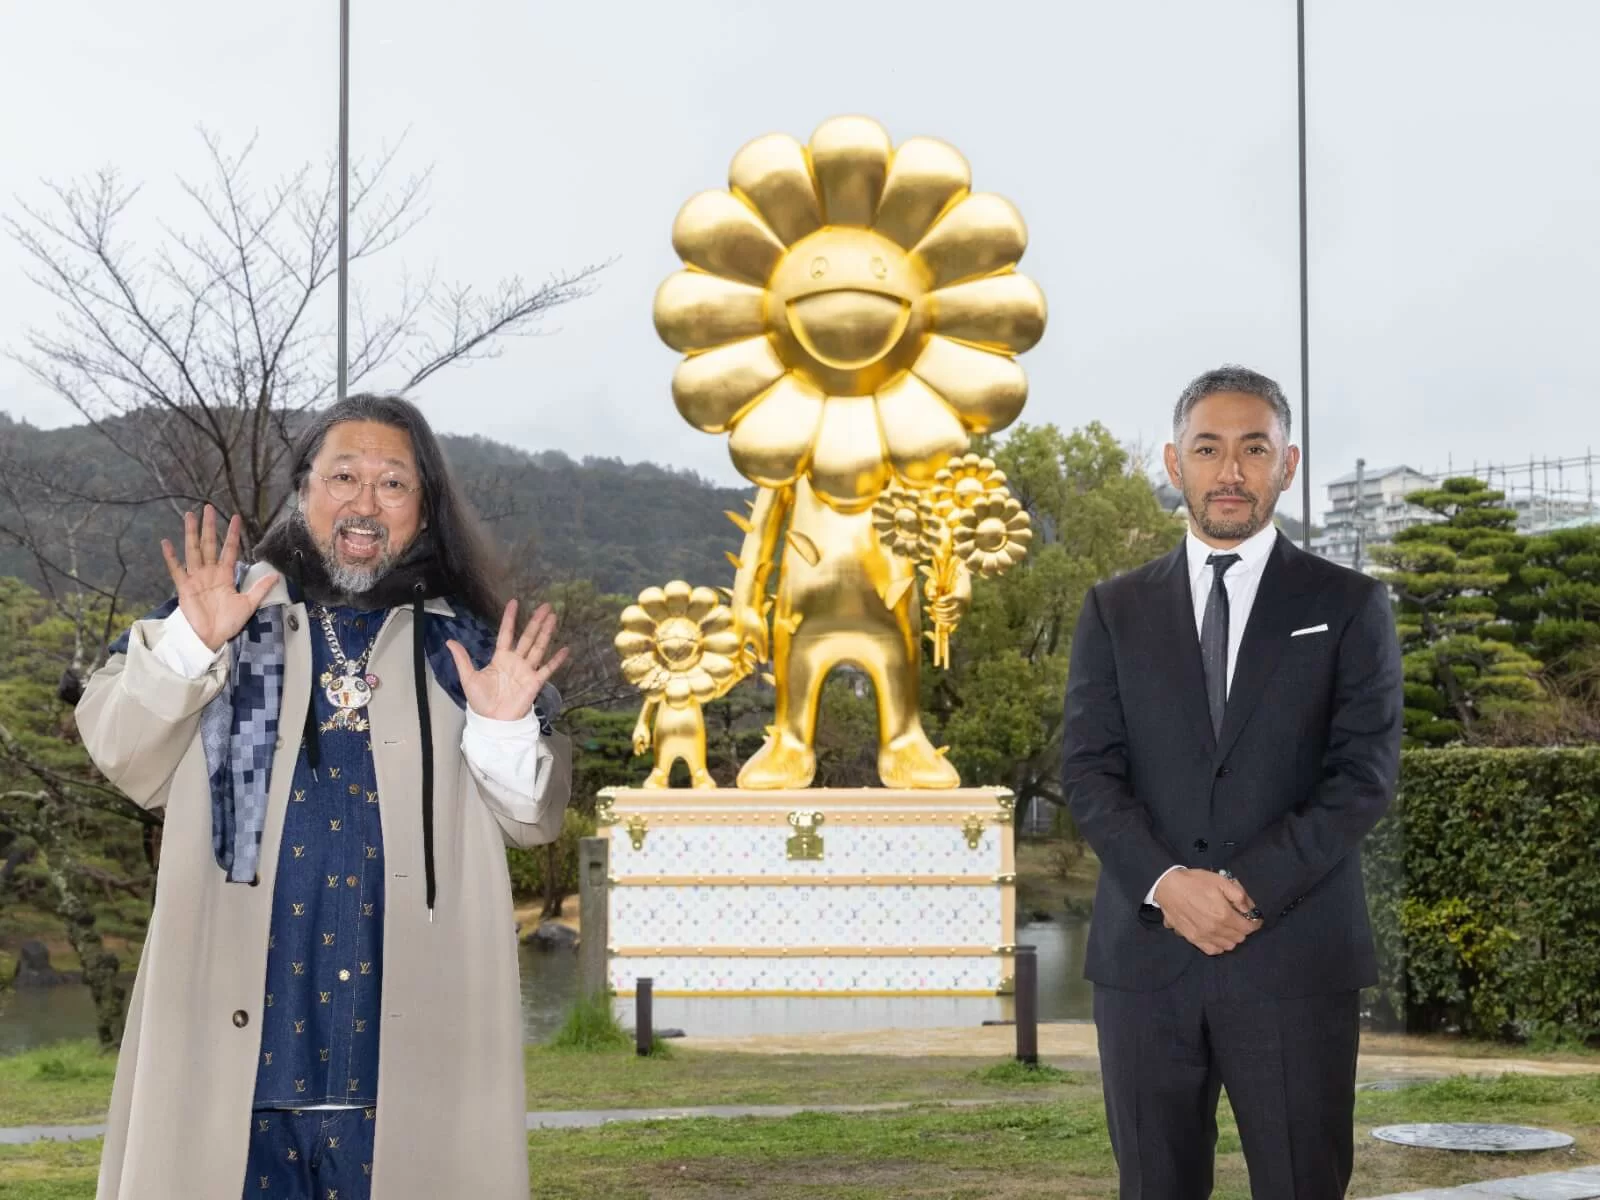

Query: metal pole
[
  {"left": 1014, "top": 945, "right": 1038, "bottom": 1065},
  {"left": 635, "top": 977, "right": 654, "bottom": 1057},
  {"left": 1297, "top": 0, "right": 1312, "bottom": 549},
  {"left": 1352, "top": 457, "right": 1366, "bottom": 573},
  {"left": 336, "top": 0, "right": 350, "bottom": 402}
]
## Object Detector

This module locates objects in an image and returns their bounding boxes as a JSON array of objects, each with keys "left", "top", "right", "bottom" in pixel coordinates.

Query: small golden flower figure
[
  {"left": 871, "top": 485, "right": 942, "bottom": 562},
  {"left": 953, "top": 493, "right": 1032, "bottom": 577},
  {"left": 930, "top": 453, "right": 1010, "bottom": 520},
  {"left": 615, "top": 580, "right": 747, "bottom": 787}
]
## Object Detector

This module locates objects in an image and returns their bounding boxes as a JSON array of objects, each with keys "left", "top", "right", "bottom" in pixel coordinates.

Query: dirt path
[{"left": 677, "top": 1025, "right": 1600, "bottom": 1081}]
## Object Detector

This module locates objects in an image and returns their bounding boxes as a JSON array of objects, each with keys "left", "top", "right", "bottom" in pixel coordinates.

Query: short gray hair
[{"left": 1172, "top": 365, "right": 1292, "bottom": 443}]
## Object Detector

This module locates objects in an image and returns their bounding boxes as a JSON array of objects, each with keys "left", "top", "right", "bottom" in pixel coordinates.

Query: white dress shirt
[
  {"left": 151, "top": 607, "right": 543, "bottom": 795},
  {"left": 1146, "top": 522, "right": 1281, "bottom": 907}
]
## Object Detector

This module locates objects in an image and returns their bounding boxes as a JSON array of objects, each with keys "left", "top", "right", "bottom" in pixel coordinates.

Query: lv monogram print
[{"left": 252, "top": 604, "right": 386, "bottom": 1111}]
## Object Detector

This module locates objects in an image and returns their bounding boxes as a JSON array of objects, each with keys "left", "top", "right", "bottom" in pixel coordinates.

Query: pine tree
[{"left": 1372, "top": 477, "right": 1546, "bottom": 744}]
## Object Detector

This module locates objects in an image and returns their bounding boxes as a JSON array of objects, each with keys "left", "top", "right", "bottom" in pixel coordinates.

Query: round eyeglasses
[{"left": 313, "top": 472, "right": 422, "bottom": 509}]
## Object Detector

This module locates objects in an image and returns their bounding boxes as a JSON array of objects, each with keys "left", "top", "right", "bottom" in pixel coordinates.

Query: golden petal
[
  {"left": 688, "top": 667, "right": 719, "bottom": 701},
  {"left": 619, "top": 653, "right": 660, "bottom": 685},
  {"left": 687, "top": 587, "right": 720, "bottom": 623},
  {"left": 912, "top": 335, "right": 1027, "bottom": 434},
  {"left": 665, "top": 676, "right": 693, "bottom": 706},
  {"left": 729, "top": 133, "right": 822, "bottom": 247},
  {"left": 672, "top": 190, "right": 786, "bottom": 287},
  {"left": 875, "top": 372, "right": 969, "bottom": 486},
  {"left": 809, "top": 115, "right": 892, "bottom": 228},
  {"left": 637, "top": 588, "right": 669, "bottom": 623},
  {"left": 929, "top": 274, "right": 1046, "bottom": 353},
  {"left": 672, "top": 337, "right": 786, "bottom": 433},
  {"left": 728, "top": 374, "right": 826, "bottom": 487},
  {"left": 875, "top": 137, "right": 970, "bottom": 249},
  {"left": 699, "top": 652, "right": 737, "bottom": 681},
  {"left": 912, "top": 193, "right": 1028, "bottom": 289},
  {"left": 701, "top": 631, "right": 740, "bottom": 657},
  {"left": 614, "top": 630, "right": 653, "bottom": 658},
  {"left": 654, "top": 270, "right": 768, "bottom": 353},
  {"left": 809, "top": 395, "right": 890, "bottom": 510},
  {"left": 699, "top": 608, "right": 734, "bottom": 636},
  {"left": 619, "top": 605, "right": 656, "bottom": 635},
  {"left": 663, "top": 580, "right": 693, "bottom": 616}
]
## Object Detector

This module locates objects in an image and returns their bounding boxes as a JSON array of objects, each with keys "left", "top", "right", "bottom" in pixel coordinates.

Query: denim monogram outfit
[{"left": 245, "top": 606, "right": 387, "bottom": 1198}]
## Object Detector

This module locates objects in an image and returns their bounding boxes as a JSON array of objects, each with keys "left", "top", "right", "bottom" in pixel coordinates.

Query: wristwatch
[{"left": 1217, "top": 870, "right": 1262, "bottom": 922}]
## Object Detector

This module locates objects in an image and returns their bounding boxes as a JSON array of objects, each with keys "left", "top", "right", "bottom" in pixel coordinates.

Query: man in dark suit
[{"left": 1062, "top": 365, "right": 1403, "bottom": 1199}]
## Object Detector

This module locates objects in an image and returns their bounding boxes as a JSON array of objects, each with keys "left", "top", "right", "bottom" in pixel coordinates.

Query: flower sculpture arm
[
  {"left": 632, "top": 694, "right": 660, "bottom": 757},
  {"left": 729, "top": 485, "right": 792, "bottom": 665}
]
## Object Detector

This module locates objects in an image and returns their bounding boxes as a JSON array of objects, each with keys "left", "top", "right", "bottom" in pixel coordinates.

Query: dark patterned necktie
[{"left": 1201, "top": 553, "right": 1241, "bottom": 738}]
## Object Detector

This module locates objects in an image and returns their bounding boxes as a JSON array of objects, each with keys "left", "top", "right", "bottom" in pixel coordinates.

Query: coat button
[
  {"left": 1193, "top": 838, "right": 1209, "bottom": 853},
  {"left": 287, "top": 614, "right": 300, "bottom": 632},
  {"left": 232, "top": 1009, "right": 249, "bottom": 1028},
  {"left": 1216, "top": 765, "right": 1232, "bottom": 778}
]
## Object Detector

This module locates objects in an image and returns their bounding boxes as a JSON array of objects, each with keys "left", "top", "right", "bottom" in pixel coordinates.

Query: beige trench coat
[{"left": 77, "top": 570, "right": 571, "bottom": 1200}]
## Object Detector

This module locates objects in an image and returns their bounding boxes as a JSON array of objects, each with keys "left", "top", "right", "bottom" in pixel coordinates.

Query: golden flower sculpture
[
  {"left": 953, "top": 494, "right": 1032, "bottom": 577},
  {"left": 871, "top": 485, "right": 941, "bottom": 563},
  {"left": 930, "top": 453, "right": 1010, "bottom": 520},
  {"left": 615, "top": 581, "right": 746, "bottom": 788},
  {"left": 654, "top": 115, "right": 1047, "bottom": 512}
]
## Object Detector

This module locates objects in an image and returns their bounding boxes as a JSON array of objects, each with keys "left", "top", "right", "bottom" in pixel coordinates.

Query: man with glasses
[{"left": 78, "top": 393, "right": 572, "bottom": 1200}]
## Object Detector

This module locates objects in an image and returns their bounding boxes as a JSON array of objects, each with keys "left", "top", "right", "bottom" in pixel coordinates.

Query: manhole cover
[{"left": 1371, "top": 1123, "right": 1575, "bottom": 1152}]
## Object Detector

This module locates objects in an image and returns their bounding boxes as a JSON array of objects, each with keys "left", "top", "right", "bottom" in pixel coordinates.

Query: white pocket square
[{"left": 1291, "top": 623, "right": 1329, "bottom": 638}]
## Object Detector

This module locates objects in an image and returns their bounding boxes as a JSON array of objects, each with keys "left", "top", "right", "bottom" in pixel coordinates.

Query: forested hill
[{"left": 0, "top": 412, "right": 748, "bottom": 603}]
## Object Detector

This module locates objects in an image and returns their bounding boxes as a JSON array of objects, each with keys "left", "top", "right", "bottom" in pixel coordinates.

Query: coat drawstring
[{"left": 413, "top": 591, "right": 436, "bottom": 920}]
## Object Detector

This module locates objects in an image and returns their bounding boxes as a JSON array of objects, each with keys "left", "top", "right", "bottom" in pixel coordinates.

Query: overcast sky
[{"left": 3, "top": 1, "right": 1597, "bottom": 525}]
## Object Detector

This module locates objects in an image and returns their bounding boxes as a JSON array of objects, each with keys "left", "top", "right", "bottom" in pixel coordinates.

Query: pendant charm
[{"left": 325, "top": 674, "right": 374, "bottom": 712}]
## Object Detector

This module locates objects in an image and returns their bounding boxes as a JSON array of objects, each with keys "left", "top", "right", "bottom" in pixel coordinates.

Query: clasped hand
[{"left": 1154, "top": 869, "right": 1260, "bottom": 956}]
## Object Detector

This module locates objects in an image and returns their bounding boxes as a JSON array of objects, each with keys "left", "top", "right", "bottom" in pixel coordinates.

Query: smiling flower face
[
  {"left": 655, "top": 116, "right": 1047, "bottom": 512},
  {"left": 615, "top": 581, "right": 743, "bottom": 708}
]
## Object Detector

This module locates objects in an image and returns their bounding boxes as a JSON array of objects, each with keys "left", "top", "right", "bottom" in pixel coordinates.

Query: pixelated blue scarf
[{"left": 112, "top": 579, "right": 557, "bottom": 886}]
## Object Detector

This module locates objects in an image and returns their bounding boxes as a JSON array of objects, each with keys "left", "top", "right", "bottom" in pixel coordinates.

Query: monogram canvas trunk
[{"left": 596, "top": 787, "right": 1018, "bottom": 996}]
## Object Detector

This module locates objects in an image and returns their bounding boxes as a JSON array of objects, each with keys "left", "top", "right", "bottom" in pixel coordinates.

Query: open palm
[
  {"left": 162, "top": 506, "right": 279, "bottom": 652},
  {"left": 447, "top": 599, "right": 569, "bottom": 722}
]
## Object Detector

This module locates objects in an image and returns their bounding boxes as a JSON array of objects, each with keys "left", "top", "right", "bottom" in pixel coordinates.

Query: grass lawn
[{"left": 3, "top": 1041, "right": 1598, "bottom": 1198}]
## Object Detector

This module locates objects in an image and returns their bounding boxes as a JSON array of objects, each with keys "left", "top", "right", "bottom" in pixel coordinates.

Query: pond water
[{"left": 0, "top": 918, "right": 1091, "bottom": 1053}]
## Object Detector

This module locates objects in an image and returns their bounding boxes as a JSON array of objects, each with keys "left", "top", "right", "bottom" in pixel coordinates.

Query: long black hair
[{"left": 282, "top": 392, "right": 505, "bottom": 624}]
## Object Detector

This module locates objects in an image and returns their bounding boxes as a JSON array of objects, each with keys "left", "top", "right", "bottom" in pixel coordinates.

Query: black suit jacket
[{"left": 1061, "top": 532, "right": 1403, "bottom": 996}]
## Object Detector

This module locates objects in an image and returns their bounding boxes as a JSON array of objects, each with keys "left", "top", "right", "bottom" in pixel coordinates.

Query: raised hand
[
  {"left": 447, "top": 599, "right": 570, "bottom": 723},
  {"left": 161, "top": 506, "right": 279, "bottom": 652},
  {"left": 1154, "top": 868, "right": 1260, "bottom": 956}
]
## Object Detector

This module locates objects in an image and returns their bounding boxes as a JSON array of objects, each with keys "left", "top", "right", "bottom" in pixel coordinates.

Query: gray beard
[{"left": 293, "top": 510, "right": 394, "bottom": 596}]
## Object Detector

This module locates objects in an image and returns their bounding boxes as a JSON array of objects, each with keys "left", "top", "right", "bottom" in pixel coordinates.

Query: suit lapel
[
  {"left": 1215, "top": 534, "right": 1310, "bottom": 762},
  {"left": 1152, "top": 543, "right": 1217, "bottom": 756}
]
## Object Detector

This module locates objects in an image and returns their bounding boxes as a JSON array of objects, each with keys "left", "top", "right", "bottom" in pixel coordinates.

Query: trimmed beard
[
  {"left": 293, "top": 508, "right": 396, "bottom": 595},
  {"left": 1182, "top": 467, "right": 1288, "bottom": 542}
]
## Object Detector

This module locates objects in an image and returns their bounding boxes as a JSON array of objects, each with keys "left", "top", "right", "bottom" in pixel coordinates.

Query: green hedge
[
  {"left": 506, "top": 808, "right": 598, "bottom": 905},
  {"left": 1364, "top": 748, "right": 1600, "bottom": 1042}
]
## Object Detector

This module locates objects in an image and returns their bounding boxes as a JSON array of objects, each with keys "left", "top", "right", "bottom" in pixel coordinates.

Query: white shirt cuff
[
  {"left": 150, "top": 608, "right": 226, "bottom": 679},
  {"left": 461, "top": 705, "right": 543, "bottom": 796},
  {"left": 1145, "top": 864, "right": 1187, "bottom": 908}
]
